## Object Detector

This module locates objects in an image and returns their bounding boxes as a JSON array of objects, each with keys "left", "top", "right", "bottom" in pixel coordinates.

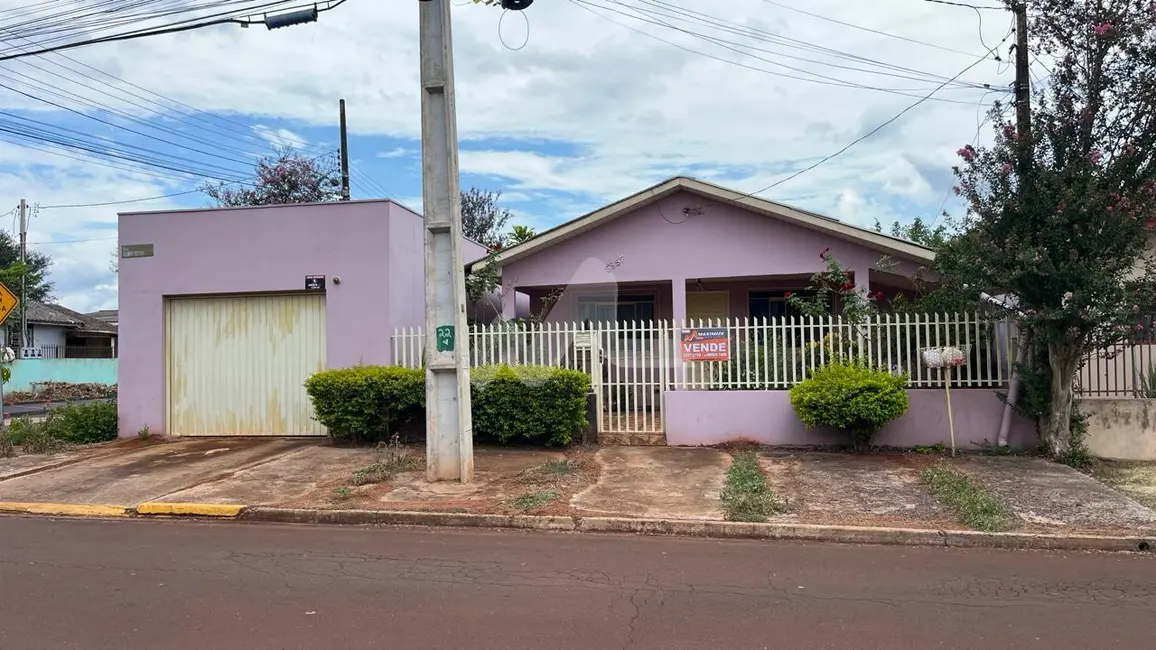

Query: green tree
[
  {"left": 461, "top": 187, "right": 512, "bottom": 249},
  {"left": 509, "top": 224, "right": 536, "bottom": 244},
  {"left": 200, "top": 146, "right": 342, "bottom": 206},
  {"left": 943, "top": 0, "right": 1156, "bottom": 457},
  {"left": 874, "top": 216, "right": 952, "bottom": 250},
  {"left": 0, "top": 231, "right": 53, "bottom": 303}
]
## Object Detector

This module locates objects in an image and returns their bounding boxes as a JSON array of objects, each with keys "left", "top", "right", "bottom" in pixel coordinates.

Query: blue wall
[{"left": 5, "top": 359, "right": 117, "bottom": 392}]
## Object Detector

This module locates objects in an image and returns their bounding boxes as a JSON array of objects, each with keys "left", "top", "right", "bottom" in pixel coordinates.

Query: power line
[
  {"left": 699, "top": 27, "right": 1015, "bottom": 206},
  {"left": 922, "top": 0, "right": 1004, "bottom": 9},
  {"left": 571, "top": 0, "right": 1001, "bottom": 104},
  {"left": 619, "top": 0, "right": 991, "bottom": 89},
  {"left": 758, "top": 0, "right": 988, "bottom": 59},
  {"left": 38, "top": 189, "right": 204, "bottom": 209}
]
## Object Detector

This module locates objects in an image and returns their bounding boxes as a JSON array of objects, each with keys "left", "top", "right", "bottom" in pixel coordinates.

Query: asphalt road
[{"left": 2, "top": 518, "right": 1156, "bottom": 649}]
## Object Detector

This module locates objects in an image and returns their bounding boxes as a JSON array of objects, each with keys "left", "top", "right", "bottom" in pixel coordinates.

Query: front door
[{"left": 686, "top": 291, "right": 730, "bottom": 326}]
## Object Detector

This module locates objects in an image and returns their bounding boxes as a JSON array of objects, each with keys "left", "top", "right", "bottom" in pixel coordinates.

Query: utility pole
[
  {"left": 1013, "top": 2, "right": 1031, "bottom": 138},
  {"left": 338, "top": 99, "right": 351, "bottom": 201},
  {"left": 998, "top": 1, "right": 1031, "bottom": 447},
  {"left": 18, "top": 198, "right": 27, "bottom": 350},
  {"left": 418, "top": 0, "right": 473, "bottom": 483}
]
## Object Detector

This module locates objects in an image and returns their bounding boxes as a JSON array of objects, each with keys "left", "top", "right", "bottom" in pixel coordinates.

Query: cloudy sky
[{"left": 0, "top": 0, "right": 1044, "bottom": 313}]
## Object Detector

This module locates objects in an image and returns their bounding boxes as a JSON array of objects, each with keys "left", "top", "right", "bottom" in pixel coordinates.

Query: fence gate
[{"left": 592, "top": 322, "right": 669, "bottom": 444}]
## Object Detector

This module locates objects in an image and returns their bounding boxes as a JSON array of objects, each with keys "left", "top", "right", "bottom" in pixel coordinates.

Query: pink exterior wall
[
  {"left": 117, "top": 200, "right": 485, "bottom": 437},
  {"left": 664, "top": 389, "right": 1038, "bottom": 449},
  {"left": 500, "top": 191, "right": 932, "bottom": 321}
]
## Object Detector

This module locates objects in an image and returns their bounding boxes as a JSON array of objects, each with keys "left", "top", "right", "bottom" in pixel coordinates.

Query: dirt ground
[
  {"left": 757, "top": 449, "right": 1156, "bottom": 535},
  {"left": 1091, "top": 460, "right": 1156, "bottom": 512},
  {"left": 281, "top": 445, "right": 602, "bottom": 517},
  {"left": 761, "top": 450, "right": 962, "bottom": 529}
]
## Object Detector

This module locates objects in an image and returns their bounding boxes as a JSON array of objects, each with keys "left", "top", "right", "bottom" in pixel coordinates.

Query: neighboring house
[
  {"left": 472, "top": 176, "right": 937, "bottom": 324},
  {"left": 5, "top": 301, "right": 118, "bottom": 359},
  {"left": 117, "top": 198, "right": 487, "bottom": 439},
  {"left": 86, "top": 309, "right": 119, "bottom": 327}
]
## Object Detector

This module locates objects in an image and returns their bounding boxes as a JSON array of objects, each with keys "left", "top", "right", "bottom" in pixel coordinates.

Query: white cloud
[
  {"left": 377, "top": 147, "right": 414, "bottom": 158},
  {"left": 0, "top": 0, "right": 1032, "bottom": 309}
]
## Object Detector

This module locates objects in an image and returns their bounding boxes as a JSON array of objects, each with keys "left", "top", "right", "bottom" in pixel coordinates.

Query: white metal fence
[
  {"left": 1079, "top": 341, "right": 1156, "bottom": 398},
  {"left": 393, "top": 313, "right": 1013, "bottom": 436}
]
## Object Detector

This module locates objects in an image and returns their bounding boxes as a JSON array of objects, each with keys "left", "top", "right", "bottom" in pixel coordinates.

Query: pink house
[
  {"left": 467, "top": 177, "right": 1035, "bottom": 448},
  {"left": 117, "top": 199, "right": 486, "bottom": 438},
  {"left": 477, "top": 176, "right": 937, "bottom": 324}
]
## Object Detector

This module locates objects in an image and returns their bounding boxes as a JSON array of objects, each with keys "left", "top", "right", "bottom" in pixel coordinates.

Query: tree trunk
[{"left": 1040, "top": 341, "right": 1081, "bottom": 458}]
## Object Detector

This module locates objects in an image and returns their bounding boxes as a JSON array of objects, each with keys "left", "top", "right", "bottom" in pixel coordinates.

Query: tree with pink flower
[{"left": 939, "top": 0, "right": 1156, "bottom": 458}]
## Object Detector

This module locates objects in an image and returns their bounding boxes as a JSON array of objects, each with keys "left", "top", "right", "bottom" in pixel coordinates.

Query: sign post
[{"left": 0, "top": 280, "right": 21, "bottom": 428}]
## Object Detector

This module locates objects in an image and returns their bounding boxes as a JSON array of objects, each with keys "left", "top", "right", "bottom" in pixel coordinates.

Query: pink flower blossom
[
  {"left": 1001, "top": 162, "right": 1013, "bottom": 176},
  {"left": 1093, "top": 22, "right": 1113, "bottom": 36},
  {"left": 956, "top": 145, "right": 976, "bottom": 161},
  {"left": 1002, "top": 124, "right": 1017, "bottom": 140},
  {"left": 1088, "top": 149, "right": 1103, "bottom": 164}
]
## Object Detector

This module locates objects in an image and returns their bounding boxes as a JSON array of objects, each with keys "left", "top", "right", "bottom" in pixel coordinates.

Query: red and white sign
[{"left": 681, "top": 328, "right": 730, "bottom": 362}]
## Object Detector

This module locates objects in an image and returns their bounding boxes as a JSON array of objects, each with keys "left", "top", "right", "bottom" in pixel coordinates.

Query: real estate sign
[{"left": 681, "top": 328, "right": 730, "bottom": 362}]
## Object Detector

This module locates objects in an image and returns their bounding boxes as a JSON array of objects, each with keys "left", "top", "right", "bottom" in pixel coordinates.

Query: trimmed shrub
[
  {"left": 788, "top": 361, "right": 909, "bottom": 452},
  {"left": 43, "top": 401, "right": 119, "bottom": 444},
  {"left": 471, "top": 365, "right": 591, "bottom": 446},
  {"left": 305, "top": 366, "right": 425, "bottom": 443}
]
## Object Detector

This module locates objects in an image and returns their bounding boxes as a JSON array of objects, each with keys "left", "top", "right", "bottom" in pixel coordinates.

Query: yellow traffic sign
[{"left": 0, "top": 281, "right": 19, "bottom": 328}]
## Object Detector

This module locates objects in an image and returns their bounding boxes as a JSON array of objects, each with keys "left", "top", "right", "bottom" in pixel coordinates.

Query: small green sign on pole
[{"left": 436, "top": 325, "right": 455, "bottom": 352}]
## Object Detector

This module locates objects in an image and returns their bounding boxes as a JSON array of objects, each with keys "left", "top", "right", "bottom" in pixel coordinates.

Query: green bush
[
  {"left": 42, "top": 401, "right": 119, "bottom": 444},
  {"left": 305, "top": 364, "right": 591, "bottom": 446},
  {"left": 304, "top": 366, "right": 425, "bottom": 443},
  {"left": 471, "top": 365, "right": 591, "bottom": 446},
  {"left": 788, "top": 361, "right": 910, "bottom": 451}
]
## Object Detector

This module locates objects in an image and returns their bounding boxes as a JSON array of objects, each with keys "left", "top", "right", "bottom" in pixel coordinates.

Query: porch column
[
  {"left": 500, "top": 285, "right": 517, "bottom": 320},
  {"left": 854, "top": 267, "right": 872, "bottom": 293},
  {"left": 670, "top": 277, "right": 687, "bottom": 389},
  {"left": 671, "top": 277, "right": 687, "bottom": 323}
]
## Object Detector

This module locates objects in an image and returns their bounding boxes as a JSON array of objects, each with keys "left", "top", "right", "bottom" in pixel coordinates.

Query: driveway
[{"left": 0, "top": 438, "right": 314, "bottom": 506}]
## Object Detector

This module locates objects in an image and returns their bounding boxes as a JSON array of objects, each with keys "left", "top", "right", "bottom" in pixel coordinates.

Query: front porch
[{"left": 506, "top": 269, "right": 919, "bottom": 324}]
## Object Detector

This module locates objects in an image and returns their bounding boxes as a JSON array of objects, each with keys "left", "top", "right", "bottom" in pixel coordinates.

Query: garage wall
[{"left": 119, "top": 199, "right": 480, "bottom": 437}]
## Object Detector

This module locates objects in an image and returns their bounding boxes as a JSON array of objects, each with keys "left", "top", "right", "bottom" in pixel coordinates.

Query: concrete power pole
[
  {"left": 18, "top": 198, "right": 27, "bottom": 349},
  {"left": 1014, "top": 2, "right": 1031, "bottom": 138},
  {"left": 998, "top": 2, "right": 1032, "bottom": 447},
  {"left": 418, "top": 0, "right": 473, "bottom": 483},
  {"left": 339, "top": 99, "right": 351, "bottom": 201}
]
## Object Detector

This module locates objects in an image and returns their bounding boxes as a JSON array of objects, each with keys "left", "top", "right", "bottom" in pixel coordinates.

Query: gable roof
[
  {"left": 25, "top": 302, "right": 117, "bottom": 334},
  {"left": 469, "top": 176, "right": 936, "bottom": 272}
]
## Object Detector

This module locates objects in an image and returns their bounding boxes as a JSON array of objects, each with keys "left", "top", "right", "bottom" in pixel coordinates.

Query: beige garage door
[{"left": 166, "top": 293, "right": 327, "bottom": 436}]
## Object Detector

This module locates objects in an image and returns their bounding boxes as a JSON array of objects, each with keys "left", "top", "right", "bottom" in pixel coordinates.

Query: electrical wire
[
  {"left": 571, "top": 0, "right": 1000, "bottom": 105},
  {"left": 497, "top": 8, "right": 531, "bottom": 51},
  {"left": 695, "top": 27, "right": 1016, "bottom": 207},
  {"left": 0, "top": 0, "right": 350, "bottom": 63},
  {"left": 625, "top": 0, "right": 994, "bottom": 89},
  {"left": 587, "top": 0, "right": 994, "bottom": 91},
  {"left": 758, "top": 0, "right": 989, "bottom": 59}
]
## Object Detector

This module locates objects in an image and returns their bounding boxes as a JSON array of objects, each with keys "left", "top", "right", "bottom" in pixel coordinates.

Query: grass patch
[
  {"left": 913, "top": 442, "right": 946, "bottom": 455},
  {"left": 512, "top": 489, "right": 557, "bottom": 512},
  {"left": 19, "top": 426, "right": 68, "bottom": 455},
  {"left": 720, "top": 450, "right": 783, "bottom": 522},
  {"left": 921, "top": 465, "right": 1008, "bottom": 532},
  {"left": 351, "top": 435, "right": 420, "bottom": 486},
  {"left": 0, "top": 428, "right": 13, "bottom": 458},
  {"left": 537, "top": 458, "right": 581, "bottom": 476}
]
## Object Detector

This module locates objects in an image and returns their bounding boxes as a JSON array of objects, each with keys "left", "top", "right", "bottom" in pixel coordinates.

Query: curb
[
  {"left": 0, "top": 502, "right": 130, "bottom": 518},
  {"left": 2, "top": 502, "right": 1153, "bottom": 552},
  {"left": 239, "top": 508, "right": 1156, "bottom": 553},
  {"left": 135, "top": 503, "right": 245, "bottom": 517}
]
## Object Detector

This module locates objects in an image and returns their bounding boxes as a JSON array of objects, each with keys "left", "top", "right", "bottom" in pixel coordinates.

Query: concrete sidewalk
[{"left": 2, "top": 438, "right": 1155, "bottom": 546}]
